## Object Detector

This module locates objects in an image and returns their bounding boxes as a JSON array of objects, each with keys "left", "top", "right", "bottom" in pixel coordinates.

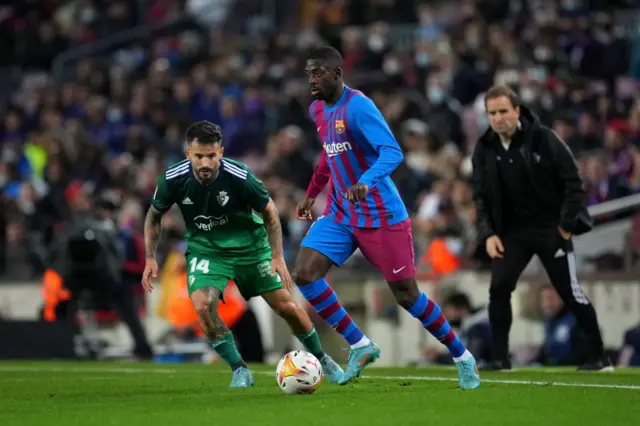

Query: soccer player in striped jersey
[
  {"left": 142, "top": 121, "right": 344, "bottom": 387},
  {"left": 294, "top": 46, "right": 480, "bottom": 388}
]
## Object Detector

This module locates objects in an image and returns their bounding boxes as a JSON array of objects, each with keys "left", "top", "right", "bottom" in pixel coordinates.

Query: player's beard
[{"left": 196, "top": 168, "right": 217, "bottom": 184}]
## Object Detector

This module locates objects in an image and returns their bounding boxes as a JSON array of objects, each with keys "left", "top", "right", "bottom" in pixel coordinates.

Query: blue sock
[
  {"left": 406, "top": 292, "right": 466, "bottom": 358},
  {"left": 298, "top": 278, "right": 366, "bottom": 346}
]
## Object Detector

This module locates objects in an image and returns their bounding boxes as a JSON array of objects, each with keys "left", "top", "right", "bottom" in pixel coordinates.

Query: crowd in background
[{"left": 1, "top": 0, "right": 639, "bottom": 281}]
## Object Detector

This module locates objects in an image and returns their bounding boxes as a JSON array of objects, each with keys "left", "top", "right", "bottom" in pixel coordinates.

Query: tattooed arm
[
  {"left": 262, "top": 198, "right": 293, "bottom": 290},
  {"left": 141, "top": 205, "right": 165, "bottom": 292},
  {"left": 262, "top": 198, "right": 284, "bottom": 258},
  {"left": 144, "top": 205, "right": 165, "bottom": 259}
]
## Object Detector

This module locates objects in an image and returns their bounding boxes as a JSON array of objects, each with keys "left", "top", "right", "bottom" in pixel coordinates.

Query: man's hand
[
  {"left": 296, "top": 196, "right": 316, "bottom": 220},
  {"left": 486, "top": 235, "right": 505, "bottom": 259},
  {"left": 558, "top": 227, "right": 571, "bottom": 240},
  {"left": 271, "top": 255, "right": 293, "bottom": 291},
  {"left": 142, "top": 257, "right": 158, "bottom": 293},
  {"left": 346, "top": 183, "right": 369, "bottom": 202}
]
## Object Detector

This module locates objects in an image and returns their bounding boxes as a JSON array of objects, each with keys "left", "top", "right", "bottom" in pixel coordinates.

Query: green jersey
[{"left": 152, "top": 158, "right": 271, "bottom": 258}]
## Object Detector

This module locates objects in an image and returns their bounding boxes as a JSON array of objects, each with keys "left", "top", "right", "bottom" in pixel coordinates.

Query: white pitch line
[
  {"left": 0, "top": 366, "right": 638, "bottom": 390},
  {"left": 358, "top": 374, "right": 640, "bottom": 390},
  {"left": 0, "top": 366, "right": 180, "bottom": 374}
]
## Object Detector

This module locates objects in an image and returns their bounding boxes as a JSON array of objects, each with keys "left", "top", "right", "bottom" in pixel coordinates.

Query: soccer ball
[{"left": 276, "top": 350, "right": 323, "bottom": 394}]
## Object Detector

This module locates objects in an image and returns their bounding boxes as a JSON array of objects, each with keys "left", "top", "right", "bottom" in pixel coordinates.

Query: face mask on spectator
[
  {"left": 437, "top": 40, "right": 451, "bottom": 54},
  {"left": 534, "top": 46, "right": 553, "bottom": 62},
  {"left": 428, "top": 87, "right": 445, "bottom": 104},
  {"left": 520, "top": 87, "right": 537, "bottom": 103},
  {"left": 107, "top": 107, "right": 123, "bottom": 123},
  {"left": 504, "top": 53, "right": 519, "bottom": 65},
  {"left": 541, "top": 94, "right": 554, "bottom": 109},
  {"left": 229, "top": 55, "right": 244, "bottom": 69},
  {"left": 80, "top": 7, "right": 97, "bottom": 24},
  {"left": 415, "top": 53, "right": 430, "bottom": 67},
  {"left": 0, "top": 173, "right": 6, "bottom": 187},
  {"left": 368, "top": 35, "right": 386, "bottom": 52},
  {"left": 268, "top": 64, "right": 286, "bottom": 79},
  {"left": 466, "top": 37, "right": 480, "bottom": 50},
  {"left": 383, "top": 58, "right": 401, "bottom": 75},
  {"left": 2, "top": 148, "right": 17, "bottom": 163},
  {"left": 18, "top": 198, "right": 35, "bottom": 215},
  {"left": 530, "top": 67, "right": 547, "bottom": 82},
  {"left": 562, "top": 0, "right": 580, "bottom": 11}
]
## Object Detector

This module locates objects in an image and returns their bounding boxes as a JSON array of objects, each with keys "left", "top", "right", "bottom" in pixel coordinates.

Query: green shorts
[{"left": 185, "top": 250, "right": 283, "bottom": 300}]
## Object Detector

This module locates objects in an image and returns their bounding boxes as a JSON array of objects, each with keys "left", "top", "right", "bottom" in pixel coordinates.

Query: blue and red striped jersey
[{"left": 306, "top": 86, "right": 408, "bottom": 228}]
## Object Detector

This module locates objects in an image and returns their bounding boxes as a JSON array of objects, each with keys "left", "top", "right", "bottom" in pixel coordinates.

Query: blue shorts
[
  {"left": 300, "top": 216, "right": 357, "bottom": 267},
  {"left": 300, "top": 215, "right": 416, "bottom": 281}
]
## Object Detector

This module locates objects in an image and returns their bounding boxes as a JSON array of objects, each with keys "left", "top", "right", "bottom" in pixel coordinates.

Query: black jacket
[{"left": 471, "top": 106, "right": 593, "bottom": 240}]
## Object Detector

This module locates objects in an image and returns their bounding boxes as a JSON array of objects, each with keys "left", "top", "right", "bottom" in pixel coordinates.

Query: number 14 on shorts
[
  {"left": 190, "top": 257, "right": 210, "bottom": 273},
  {"left": 189, "top": 257, "right": 210, "bottom": 287}
]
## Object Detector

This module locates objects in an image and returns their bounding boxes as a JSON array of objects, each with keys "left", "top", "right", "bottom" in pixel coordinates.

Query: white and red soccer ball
[{"left": 275, "top": 350, "right": 323, "bottom": 394}]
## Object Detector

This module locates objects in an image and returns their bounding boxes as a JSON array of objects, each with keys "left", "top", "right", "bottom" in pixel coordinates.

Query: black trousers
[{"left": 489, "top": 226, "right": 604, "bottom": 362}]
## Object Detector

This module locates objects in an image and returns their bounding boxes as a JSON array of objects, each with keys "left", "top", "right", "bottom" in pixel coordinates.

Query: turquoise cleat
[
  {"left": 229, "top": 367, "right": 255, "bottom": 388},
  {"left": 455, "top": 356, "right": 481, "bottom": 390},
  {"left": 320, "top": 355, "right": 344, "bottom": 384},
  {"left": 339, "top": 341, "right": 381, "bottom": 385}
]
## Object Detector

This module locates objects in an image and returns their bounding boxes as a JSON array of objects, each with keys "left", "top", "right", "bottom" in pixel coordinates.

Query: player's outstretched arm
[
  {"left": 263, "top": 199, "right": 293, "bottom": 291},
  {"left": 141, "top": 205, "right": 165, "bottom": 292}
]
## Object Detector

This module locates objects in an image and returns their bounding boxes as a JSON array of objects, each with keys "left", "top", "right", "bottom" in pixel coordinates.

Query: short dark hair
[
  {"left": 484, "top": 85, "right": 520, "bottom": 108},
  {"left": 307, "top": 46, "right": 344, "bottom": 68},
  {"left": 185, "top": 121, "right": 223, "bottom": 145}
]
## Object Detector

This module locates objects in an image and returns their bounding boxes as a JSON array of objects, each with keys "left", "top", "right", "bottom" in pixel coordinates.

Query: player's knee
[
  {"left": 390, "top": 280, "right": 419, "bottom": 310},
  {"left": 293, "top": 263, "right": 321, "bottom": 286},
  {"left": 273, "top": 300, "right": 299, "bottom": 320},
  {"left": 293, "top": 248, "right": 331, "bottom": 286},
  {"left": 394, "top": 290, "right": 417, "bottom": 310},
  {"left": 194, "top": 300, "right": 210, "bottom": 319}
]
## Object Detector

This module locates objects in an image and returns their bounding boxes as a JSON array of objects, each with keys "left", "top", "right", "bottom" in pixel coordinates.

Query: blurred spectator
[
  {"left": 606, "top": 119, "right": 635, "bottom": 178},
  {"left": 628, "top": 145, "right": 640, "bottom": 193},
  {"left": 532, "top": 285, "right": 588, "bottom": 366},
  {"left": 618, "top": 323, "right": 640, "bottom": 367},
  {"left": 584, "top": 155, "right": 631, "bottom": 206},
  {"left": 0, "top": 0, "right": 638, "bottom": 281}
]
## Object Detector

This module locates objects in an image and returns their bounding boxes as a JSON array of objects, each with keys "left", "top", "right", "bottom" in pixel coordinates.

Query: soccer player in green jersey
[{"left": 141, "top": 121, "right": 344, "bottom": 387}]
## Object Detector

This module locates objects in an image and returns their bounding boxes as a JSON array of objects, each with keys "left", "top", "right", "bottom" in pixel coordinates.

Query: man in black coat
[
  {"left": 50, "top": 183, "right": 153, "bottom": 359},
  {"left": 471, "top": 85, "right": 611, "bottom": 371}
]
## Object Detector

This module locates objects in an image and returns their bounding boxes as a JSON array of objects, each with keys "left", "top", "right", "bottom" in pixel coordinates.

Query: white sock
[
  {"left": 350, "top": 336, "right": 370, "bottom": 349},
  {"left": 453, "top": 350, "right": 473, "bottom": 363}
]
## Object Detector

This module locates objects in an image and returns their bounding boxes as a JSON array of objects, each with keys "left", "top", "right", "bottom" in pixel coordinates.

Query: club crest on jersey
[
  {"left": 335, "top": 120, "right": 345, "bottom": 134},
  {"left": 217, "top": 191, "right": 229, "bottom": 206}
]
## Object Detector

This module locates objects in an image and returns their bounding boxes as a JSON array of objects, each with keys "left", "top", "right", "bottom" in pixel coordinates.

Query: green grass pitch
[{"left": 1, "top": 361, "right": 639, "bottom": 426}]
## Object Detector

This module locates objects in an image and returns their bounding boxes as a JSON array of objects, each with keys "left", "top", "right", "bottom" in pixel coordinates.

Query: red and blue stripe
[{"left": 313, "top": 90, "right": 391, "bottom": 228}]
